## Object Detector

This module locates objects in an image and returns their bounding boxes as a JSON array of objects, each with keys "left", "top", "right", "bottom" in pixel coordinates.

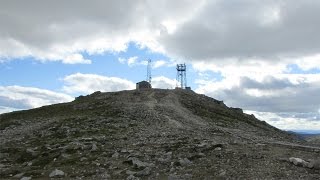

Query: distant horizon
[{"left": 288, "top": 130, "right": 320, "bottom": 135}]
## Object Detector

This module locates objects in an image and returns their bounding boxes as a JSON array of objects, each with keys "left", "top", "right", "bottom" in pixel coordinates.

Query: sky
[{"left": 0, "top": 0, "right": 319, "bottom": 133}]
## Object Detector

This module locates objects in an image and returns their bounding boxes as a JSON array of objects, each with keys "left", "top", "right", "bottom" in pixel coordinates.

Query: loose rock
[
  {"left": 136, "top": 167, "right": 151, "bottom": 177},
  {"left": 178, "top": 158, "right": 192, "bottom": 166},
  {"left": 128, "top": 157, "right": 153, "bottom": 169},
  {"left": 20, "top": 177, "right": 31, "bottom": 180},
  {"left": 126, "top": 174, "right": 140, "bottom": 180},
  {"left": 112, "top": 152, "right": 119, "bottom": 158},
  {"left": 91, "top": 143, "right": 98, "bottom": 152},
  {"left": 13, "top": 172, "right": 25, "bottom": 178},
  {"left": 289, "top": 157, "right": 311, "bottom": 168},
  {"left": 49, "top": 169, "right": 65, "bottom": 178}
]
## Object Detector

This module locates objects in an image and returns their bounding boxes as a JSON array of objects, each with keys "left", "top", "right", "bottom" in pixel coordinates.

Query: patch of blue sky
[
  {"left": 286, "top": 64, "right": 320, "bottom": 74},
  {"left": 202, "top": 71, "right": 224, "bottom": 82},
  {"left": 1, "top": 43, "right": 189, "bottom": 92},
  {"left": 115, "top": 43, "right": 177, "bottom": 82},
  {"left": 1, "top": 42, "right": 218, "bottom": 92},
  {"left": 1, "top": 58, "right": 68, "bottom": 91}
]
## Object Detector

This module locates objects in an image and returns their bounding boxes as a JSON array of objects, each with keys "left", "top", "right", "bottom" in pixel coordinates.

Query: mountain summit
[{"left": 0, "top": 89, "right": 319, "bottom": 179}]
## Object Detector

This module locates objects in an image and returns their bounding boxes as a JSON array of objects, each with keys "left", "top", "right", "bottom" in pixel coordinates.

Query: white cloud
[
  {"left": 118, "top": 57, "right": 126, "bottom": 64},
  {"left": 62, "top": 73, "right": 135, "bottom": 95},
  {"left": 0, "top": 86, "right": 74, "bottom": 114},
  {"left": 152, "top": 60, "right": 167, "bottom": 69},
  {"left": 63, "top": 53, "right": 91, "bottom": 64},
  {"left": 245, "top": 110, "right": 320, "bottom": 131},
  {"left": 62, "top": 73, "right": 178, "bottom": 94},
  {"left": 118, "top": 56, "right": 146, "bottom": 67},
  {"left": 292, "top": 54, "right": 320, "bottom": 71},
  {"left": 152, "top": 76, "right": 177, "bottom": 89},
  {"left": 127, "top": 56, "right": 138, "bottom": 66},
  {"left": 151, "top": 60, "right": 176, "bottom": 69}
]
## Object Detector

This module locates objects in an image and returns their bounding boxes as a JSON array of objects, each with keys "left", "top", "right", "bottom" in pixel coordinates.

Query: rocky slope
[{"left": 0, "top": 89, "right": 319, "bottom": 179}]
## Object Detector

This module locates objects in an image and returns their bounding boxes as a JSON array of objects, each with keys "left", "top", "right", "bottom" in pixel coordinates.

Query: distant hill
[
  {"left": 1, "top": 89, "right": 319, "bottom": 179},
  {"left": 286, "top": 131, "right": 320, "bottom": 145},
  {"left": 301, "top": 134, "right": 320, "bottom": 145}
]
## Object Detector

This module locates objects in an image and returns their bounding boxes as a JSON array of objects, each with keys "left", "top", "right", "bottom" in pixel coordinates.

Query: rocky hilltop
[{"left": 0, "top": 89, "right": 319, "bottom": 179}]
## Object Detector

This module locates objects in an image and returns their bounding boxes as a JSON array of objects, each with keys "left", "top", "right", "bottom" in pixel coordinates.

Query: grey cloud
[
  {"left": 0, "top": 0, "right": 141, "bottom": 52},
  {"left": 0, "top": 0, "right": 198, "bottom": 62},
  {"left": 160, "top": 0, "right": 320, "bottom": 61},
  {"left": 207, "top": 77, "right": 320, "bottom": 113},
  {"left": 2, "top": 0, "right": 319, "bottom": 63},
  {"left": 240, "top": 76, "right": 295, "bottom": 90}
]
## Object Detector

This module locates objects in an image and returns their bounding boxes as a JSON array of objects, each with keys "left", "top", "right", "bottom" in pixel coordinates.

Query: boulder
[
  {"left": 289, "top": 157, "right": 312, "bottom": 168},
  {"left": 289, "top": 157, "right": 306, "bottom": 166},
  {"left": 20, "top": 177, "right": 31, "bottom": 180},
  {"left": 49, "top": 169, "right": 65, "bottom": 178}
]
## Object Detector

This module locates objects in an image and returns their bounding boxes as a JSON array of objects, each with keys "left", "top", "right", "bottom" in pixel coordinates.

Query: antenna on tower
[
  {"left": 176, "top": 63, "right": 187, "bottom": 89},
  {"left": 147, "top": 59, "right": 152, "bottom": 84}
]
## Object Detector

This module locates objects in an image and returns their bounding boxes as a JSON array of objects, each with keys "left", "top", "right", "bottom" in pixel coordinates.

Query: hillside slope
[{"left": 0, "top": 89, "right": 319, "bottom": 179}]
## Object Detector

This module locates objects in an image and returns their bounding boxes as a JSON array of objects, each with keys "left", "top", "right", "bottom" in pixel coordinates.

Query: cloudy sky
[{"left": 1, "top": 0, "right": 319, "bottom": 132}]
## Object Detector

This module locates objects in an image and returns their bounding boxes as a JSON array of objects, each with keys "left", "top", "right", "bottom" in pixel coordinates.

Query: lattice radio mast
[
  {"left": 176, "top": 64, "right": 187, "bottom": 89},
  {"left": 147, "top": 59, "right": 152, "bottom": 84}
]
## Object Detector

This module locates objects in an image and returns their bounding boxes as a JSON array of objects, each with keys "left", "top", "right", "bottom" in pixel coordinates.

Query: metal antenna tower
[
  {"left": 147, "top": 59, "right": 152, "bottom": 84},
  {"left": 176, "top": 64, "right": 187, "bottom": 89}
]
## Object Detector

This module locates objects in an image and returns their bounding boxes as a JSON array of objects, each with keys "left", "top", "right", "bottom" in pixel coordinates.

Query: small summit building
[
  {"left": 136, "top": 59, "right": 152, "bottom": 90},
  {"left": 136, "top": 81, "right": 151, "bottom": 90}
]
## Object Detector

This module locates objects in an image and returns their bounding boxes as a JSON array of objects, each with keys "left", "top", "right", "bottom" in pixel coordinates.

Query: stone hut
[{"left": 136, "top": 81, "right": 151, "bottom": 90}]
